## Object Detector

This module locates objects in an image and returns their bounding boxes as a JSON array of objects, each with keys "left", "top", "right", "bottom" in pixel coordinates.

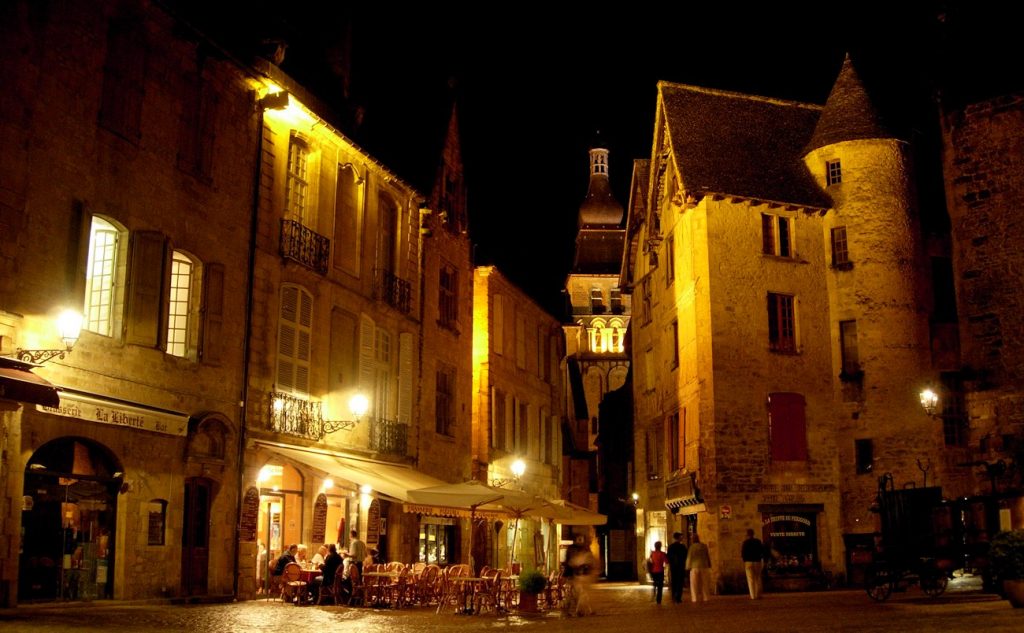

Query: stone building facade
[
  {"left": 472, "top": 266, "right": 564, "bottom": 573},
  {"left": 0, "top": 0, "right": 252, "bottom": 605},
  {"left": 623, "top": 57, "right": 959, "bottom": 593},
  {"left": 940, "top": 93, "right": 1024, "bottom": 526}
]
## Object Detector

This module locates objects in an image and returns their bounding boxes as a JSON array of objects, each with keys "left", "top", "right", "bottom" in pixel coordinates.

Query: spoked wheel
[
  {"left": 920, "top": 571, "right": 949, "bottom": 597},
  {"left": 866, "top": 568, "right": 894, "bottom": 602}
]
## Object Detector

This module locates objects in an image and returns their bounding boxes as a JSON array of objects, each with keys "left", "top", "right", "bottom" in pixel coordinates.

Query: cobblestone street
[{"left": 2, "top": 580, "right": 1021, "bottom": 633}]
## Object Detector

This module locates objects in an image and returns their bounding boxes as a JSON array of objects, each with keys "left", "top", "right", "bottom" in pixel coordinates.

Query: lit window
[
  {"left": 277, "top": 285, "right": 313, "bottom": 397},
  {"left": 84, "top": 217, "right": 121, "bottom": 336},
  {"left": 767, "top": 292, "right": 797, "bottom": 353},
  {"left": 286, "top": 135, "right": 309, "bottom": 223},
  {"left": 831, "top": 226, "right": 850, "bottom": 267},
  {"left": 166, "top": 251, "right": 195, "bottom": 358},
  {"left": 826, "top": 159, "right": 842, "bottom": 186},
  {"left": 761, "top": 214, "right": 793, "bottom": 258}
]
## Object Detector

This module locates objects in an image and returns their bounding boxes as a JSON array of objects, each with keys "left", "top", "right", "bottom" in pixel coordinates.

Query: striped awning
[{"left": 664, "top": 471, "right": 703, "bottom": 514}]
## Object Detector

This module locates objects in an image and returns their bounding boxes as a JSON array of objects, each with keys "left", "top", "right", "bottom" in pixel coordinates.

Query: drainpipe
[{"left": 231, "top": 96, "right": 267, "bottom": 599}]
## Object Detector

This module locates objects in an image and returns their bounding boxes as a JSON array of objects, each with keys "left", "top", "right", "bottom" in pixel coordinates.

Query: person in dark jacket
[
  {"left": 741, "top": 528, "right": 766, "bottom": 599},
  {"left": 667, "top": 531, "right": 689, "bottom": 603},
  {"left": 310, "top": 544, "right": 343, "bottom": 603}
]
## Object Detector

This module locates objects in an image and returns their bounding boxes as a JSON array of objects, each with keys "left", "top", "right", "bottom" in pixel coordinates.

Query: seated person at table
[
  {"left": 308, "top": 544, "right": 343, "bottom": 603},
  {"left": 270, "top": 544, "right": 299, "bottom": 590},
  {"left": 363, "top": 547, "right": 378, "bottom": 571},
  {"left": 295, "top": 544, "right": 309, "bottom": 566},
  {"left": 311, "top": 544, "right": 328, "bottom": 567}
]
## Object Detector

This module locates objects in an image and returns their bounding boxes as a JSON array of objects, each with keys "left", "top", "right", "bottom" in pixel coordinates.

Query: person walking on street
[
  {"left": 686, "top": 534, "right": 711, "bottom": 603},
  {"left": 667, "top": 532, "right": 688, "bottom": 603},
  {"left": 742, "top": 528, "right": 766, "bottom": 599},
  {"left": 648, "top": 541, "right": 670, "bottom": 604}
]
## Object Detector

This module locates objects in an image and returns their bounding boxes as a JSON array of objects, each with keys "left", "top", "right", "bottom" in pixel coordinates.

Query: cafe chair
[
  {"left": 347, "top": 565, "right": 366, "bottom": 607},
  {"left": 281, "top": 562, "right": 308, "bottom": 604}
]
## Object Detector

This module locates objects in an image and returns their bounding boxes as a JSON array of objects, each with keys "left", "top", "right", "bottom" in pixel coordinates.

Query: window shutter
[
  {"left": 398, "top": 332, "right": 413, "bottom": 424},
  {"left": 493, "top": 294, "right": 504, "bottom": 355},
  {"left": 200, "top": 262, "right": 224, "bottom": 365},
  {"left": 126, "top": 230, "right": 167, "bottom": 347},
  {"left": 296, "top": 290, "right": 312, "bottom": 395},
  {"left": 67, "top": 201, "right": 90, "bottom": 304},
  {"left": 277, "top": 286, "right": 298, "bottom": 393},
  {"left": 359, "top": 314, "right": 375, "bottom": 393},
  {"left": 769, "top": 392, "right": 808, "bottom": 461}
]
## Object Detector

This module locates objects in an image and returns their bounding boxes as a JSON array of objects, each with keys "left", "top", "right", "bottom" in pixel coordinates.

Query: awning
[
  {"left": 0, "top": 359, "right": 59, "bottom": 407},
  {"left": 549, "top": 499, "right": 607, "bottom": 526},
  {"left": 258, "top": 441, "right": 448, "bottom": 502},
  {"left": 664, "top": 471, "right": 703, "bottom": 515}
]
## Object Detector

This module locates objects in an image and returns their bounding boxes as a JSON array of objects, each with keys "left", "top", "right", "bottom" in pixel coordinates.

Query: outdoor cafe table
[
  {"left": 362, "top": 571, "right": 404, "bottom": 608},
  {"left": 453, "top": 577, "right": 488, "bottom": 615}
]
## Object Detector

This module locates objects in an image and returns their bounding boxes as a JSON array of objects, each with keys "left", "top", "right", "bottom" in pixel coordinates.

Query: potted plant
[
  {"left": 517, "top": 568, "right": 547, "bottom": 613},
  {"left": 990, "top": 529, "right": 1024, "bottom": 608}
]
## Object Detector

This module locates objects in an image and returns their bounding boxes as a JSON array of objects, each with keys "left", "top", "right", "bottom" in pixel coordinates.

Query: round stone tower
[{"left": 803, "top": 55, "right": 938, "bottom": 534}]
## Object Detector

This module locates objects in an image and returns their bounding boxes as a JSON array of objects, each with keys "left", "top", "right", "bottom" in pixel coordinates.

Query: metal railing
[
  {"left": 280, "top": 219, "right": 330, "bottom": 275},
  {"left": 373, "top": 268, "right": 412, "bottom": 314},
  {"left": 267, "top": 391, "right": 324, "bottom": 440},
  {"left": 369, "top": 417, "right": 408, "bottom": 457}
]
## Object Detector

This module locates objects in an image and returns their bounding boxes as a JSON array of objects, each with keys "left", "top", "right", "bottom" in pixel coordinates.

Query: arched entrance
[{"left": 20, "top": 437, "right": 122, "bottom": 602}]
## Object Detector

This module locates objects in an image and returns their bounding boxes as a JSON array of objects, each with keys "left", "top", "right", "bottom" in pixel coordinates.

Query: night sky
[{"left": 179, "top": 2, "right": 1021, "bottom": 317}]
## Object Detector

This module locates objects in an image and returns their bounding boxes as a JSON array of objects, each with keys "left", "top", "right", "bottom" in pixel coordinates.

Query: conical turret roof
[{"left": 804, "top": 54, "right": 897, "bottom": 153}]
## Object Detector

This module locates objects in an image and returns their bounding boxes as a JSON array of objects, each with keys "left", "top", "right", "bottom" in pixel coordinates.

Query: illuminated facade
[
  {"left": 624, "top": 57, "right": 958, "bottom": 593},
  {"left": 472, "top": 267, "right": 564, "bottom": 573},
  {"left": 0, "top": 1, "right": 252, "bottom": 605}
]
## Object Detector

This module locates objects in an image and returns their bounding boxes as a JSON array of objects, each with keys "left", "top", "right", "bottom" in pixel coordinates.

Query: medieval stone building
[{"left": 624, "top": 56, "right": 967, "bottom": 593}]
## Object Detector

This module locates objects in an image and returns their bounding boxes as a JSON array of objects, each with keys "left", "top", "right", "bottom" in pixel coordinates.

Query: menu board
[
  {"left": 240, "top": 487, "right": 260, "bottom": 542},
  {"left": 367, "top": 499, "right": 381, "bottom": 545},
  {"left": 312, "top": 494, "right": 328, "bottom": 545}
]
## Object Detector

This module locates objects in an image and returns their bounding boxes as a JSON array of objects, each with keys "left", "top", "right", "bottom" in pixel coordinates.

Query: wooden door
[{"left": 182, "top": 478, "right": 213, "bottom": 596}]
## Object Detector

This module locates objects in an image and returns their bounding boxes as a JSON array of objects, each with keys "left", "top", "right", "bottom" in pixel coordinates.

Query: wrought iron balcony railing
[
  {"left": 374, "top": 268, "right": 412, "bottom": 314},
  {"left": 280, "top": 219, "right": 330, "bottom": 275},
  {"left": 369, "top": 417, "right": 408, "bottom": 457},
  {"left": 267, "top": 391, "right": 325, "bottom": 441}
]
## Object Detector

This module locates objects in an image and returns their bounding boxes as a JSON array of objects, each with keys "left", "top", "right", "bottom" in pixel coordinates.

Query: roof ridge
[{"left": 658, "top": 80, "right": 822, "bottom": 111}]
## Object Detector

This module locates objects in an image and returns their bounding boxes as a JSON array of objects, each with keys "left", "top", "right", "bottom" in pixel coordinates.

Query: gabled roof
[
  {"left": 658, "top": 82, "right": 832, "bottom": 210},
  {"left": 804, "top": 54, "right": 898, "bottom": 153}
]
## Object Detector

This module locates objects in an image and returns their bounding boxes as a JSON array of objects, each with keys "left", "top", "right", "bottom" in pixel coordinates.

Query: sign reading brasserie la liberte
[{"left": 38, "top": 391, "right": 189, "bottom": 437}]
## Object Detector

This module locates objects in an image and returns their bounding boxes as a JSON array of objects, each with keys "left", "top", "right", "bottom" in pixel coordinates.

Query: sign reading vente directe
[{"left": 38, "top": 391, "right": 189, "bottom": 437}]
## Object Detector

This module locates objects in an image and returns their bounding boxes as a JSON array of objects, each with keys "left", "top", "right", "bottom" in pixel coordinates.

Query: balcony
[
  {"left": 374, "top": 268, "right": 412, "bottom": 314},
  {"left": 369, "top": 417, "right": 408, "bottom": 457},
  {"left": 280, "top": 219, "right": 330, "bottom": 275},
  {"left": 267, "top": 391, "right": 324, "bottom": 441}
]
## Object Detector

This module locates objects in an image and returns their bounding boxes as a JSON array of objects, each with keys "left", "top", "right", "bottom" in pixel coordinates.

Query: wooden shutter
[
  {"left": 67, "top": 201, "right": 90, "bottom": 304},
  {"left": 769, "top": 392, "right": 808, "bottom": 461},
  {"left": 200, "top": 263, "right": 224, "bottom": 365},
  {"left": 397, "top": 332, "right": 413, "bottom": 424},
  {"left": 359, "top": 314, "right": 375, "bottom": 392},
  {"left": 277, "top": 286, "right": 299, "bottom": 392},
  {"left": 295, "top": 289, "right": 312, "bottom": 395},
  {"left": 126, "top": 231, "right": 167, "bottom": 347}
]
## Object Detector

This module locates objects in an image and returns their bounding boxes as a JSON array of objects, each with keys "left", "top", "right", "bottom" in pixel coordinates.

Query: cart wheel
[
  {"left": 866, "top": 570, "right": 893, "bottom": 602},
  {"left": 921, "top": 572, "right": 948, "bottom": 597}
]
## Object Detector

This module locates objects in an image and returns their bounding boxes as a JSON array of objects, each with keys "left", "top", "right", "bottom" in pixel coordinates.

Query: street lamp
[
  {"left": 8, "top": 310, "right": 83, "bottom": 364},
  {"left": 919, "top": 388, "right": 940, "bottom": 417},
  {"left": 491, "top": 458, "right": 526, "bottom": 488},
  {"left": 322, "top": 392, "right": 370, "bottom": 434}
]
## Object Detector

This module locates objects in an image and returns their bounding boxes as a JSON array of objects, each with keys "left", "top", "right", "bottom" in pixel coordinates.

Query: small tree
[{"left": 990, "top": 529, "right": 1024, "bottom": 582}]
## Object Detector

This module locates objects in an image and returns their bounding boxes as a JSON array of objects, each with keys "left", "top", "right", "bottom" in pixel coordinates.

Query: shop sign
[
  {"left": 239, "top": 487, "right": 260, "bottom": 542},
  {"left": 719, "top": 504, "right": 732, "bottom": 519},
  {"left": 38, "top": 390, "right": 188, "bottom": 437},
  {"left": 312, "top": 494, "right": 328, "bottom": 545},
  {"left": 367, "top": 499, "right": 381, "bottom": 545}
]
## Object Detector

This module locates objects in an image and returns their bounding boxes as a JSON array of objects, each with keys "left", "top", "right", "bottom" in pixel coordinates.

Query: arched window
[
  {"left": 84, "top": 216, "right": 126, "bottom": 336},
  {"left": 167, "top": 250, "right": 201, "bottom": 358}
]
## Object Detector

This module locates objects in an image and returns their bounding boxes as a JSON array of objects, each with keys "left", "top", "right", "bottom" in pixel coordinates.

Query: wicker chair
[{"left": 281, "top": 562, "right": 308, "bottom": 604}]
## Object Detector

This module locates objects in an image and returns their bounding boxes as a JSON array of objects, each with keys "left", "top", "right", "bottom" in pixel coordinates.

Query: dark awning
[
  {"left": 665, "top": 471, "right": 704, "bottom": 515},
  {"left": 0, "top": 360, "right": 60, "bottom": 407}
]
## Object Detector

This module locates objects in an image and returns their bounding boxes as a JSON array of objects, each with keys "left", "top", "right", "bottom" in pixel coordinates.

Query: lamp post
[{"left": 8, "top": 310, "right": 83, "bottom": 364}]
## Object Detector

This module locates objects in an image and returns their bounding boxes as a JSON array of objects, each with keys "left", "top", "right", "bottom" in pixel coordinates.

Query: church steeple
[
  {"left": 578, "top": 135, "right": 624, "bottom": 227},
  {"left": 805, "top": 54, "right": 898, "bottom": 154}
]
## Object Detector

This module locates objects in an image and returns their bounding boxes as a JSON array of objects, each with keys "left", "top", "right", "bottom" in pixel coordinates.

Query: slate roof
[
  {"left": 579, "top": 173, "right": 625, "bottom": 227},
  {"left": 805, "top": 55, "right": 898, "bottom": 153},
  {"left": 659, "top": 82, "right": 832, "bottom": 210}
]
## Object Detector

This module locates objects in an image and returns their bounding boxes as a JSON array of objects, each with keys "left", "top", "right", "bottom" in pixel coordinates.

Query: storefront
[{"left": 760, "top": 504, "right": 824, "bottom": 590}]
